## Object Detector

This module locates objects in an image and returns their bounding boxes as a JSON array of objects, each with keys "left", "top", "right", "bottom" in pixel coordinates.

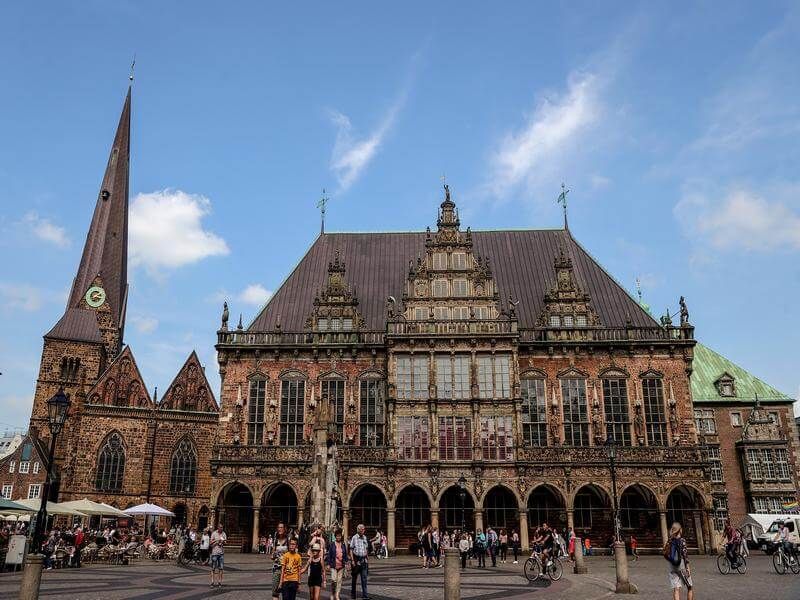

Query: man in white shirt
[{"left": 210, "top": 524, "right": 227, "bottom": 588}]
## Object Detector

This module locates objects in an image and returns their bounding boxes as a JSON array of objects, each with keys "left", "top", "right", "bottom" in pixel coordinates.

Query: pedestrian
[
  {"left": 567, "top": 527, "right": 575, "bottom": 562},
  {"left": 73, "top": 526, "right": 84, "bottom": 568},
  {"left": 487, "top": 527, "right": 498, "bottom": 567},
  {"left": 421, "top": 525, "right": 433, "bottom": 568},
  {"left": 498, "top": 528, "right": 508, "bottom": 564},
  {"left": 665, "top": 523, "right": 693, "bottom": 600},
  {"left": 584, "top": 536, "right": 591, "bottom": 556},
  {"left": 511, "top": 529, "right": 520, "bottom": 564},
  {"left": 474, "top": 528, "right": 486, "bottom": 567},
  {"left": 272, "top": 522, "right": 291, "bottom": 600},
  {"left": 326, "top": 528, "right": 349, "bottom": 600},
  {"left": 279, "top": 537, "right": 303, "bottom": 600},
  {"left": 459, "top": 533, "right": 470, "bottom": 569},
  {"left": 209, "top": 523, "right": 226, "bottom": 588},
  {"left": 349, "top": 523, "right": 370, "bottom": 599},
  {"left": 301, "top": 542, "right": 326, "bottom": 600},
  {"left": 630, "top": 534, "right": 638, "bottom": 562}
]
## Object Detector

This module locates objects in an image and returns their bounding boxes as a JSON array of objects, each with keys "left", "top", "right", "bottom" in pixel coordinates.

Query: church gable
[
  {"left": 159, "top": 351, "right": 218, "bottom": 413},
  {"left": 86, "top": 346, "right": 152, "bottom": 408}
]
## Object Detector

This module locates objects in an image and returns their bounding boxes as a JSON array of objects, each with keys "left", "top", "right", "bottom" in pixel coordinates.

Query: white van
[{"left": 756, "top": 516, "right": 800, "bottom": 554}]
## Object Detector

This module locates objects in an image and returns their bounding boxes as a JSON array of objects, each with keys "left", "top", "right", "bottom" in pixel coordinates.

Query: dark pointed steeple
[{"left": 47, "top": 87, "right": 131, "bottom": 355}]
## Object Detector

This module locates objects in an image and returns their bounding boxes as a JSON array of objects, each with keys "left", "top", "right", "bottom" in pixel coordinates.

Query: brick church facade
[{"left": 25, "top": 87, "right": 798, "bottom": 553}]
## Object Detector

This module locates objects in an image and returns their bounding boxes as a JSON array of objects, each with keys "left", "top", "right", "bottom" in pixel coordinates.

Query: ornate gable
[
  {"left": 304, "top": 250, "right": 365, "bottom": 332},
  {"left": 536, "top": 246, "right": 600, "bottom": 329},
  {"left": 86, "top": 346, "right": 152, "bottom": 408},
  {"left": 397, "top": 185, "right": 504, "bottom": 323},
  {"left": 741, "top": 396, "right": 781, "bottom": 442},
  {"left": 159, "top": 351, "right": 218, "bottom": 413}
]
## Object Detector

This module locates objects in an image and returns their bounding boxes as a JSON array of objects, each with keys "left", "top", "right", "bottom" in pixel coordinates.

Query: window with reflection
[
  {"left": 602, "top": 378, "right": 631, "bottom": 446},
  {"left": 397, "top": 416, "right": 429, "bottom": 460},
  {"left": 438, "top": 416, "right": 472, "bottom": 460},
  {"left": 477, "top": 355, "right": 511, "bottom": 399},
  {"left": 432, "top": 253, "right": 447, "bottom": 270},
  {"left": 395, "top": 355, "right": 429, "bottom": 400},
  {"left": 521, "top": 378, "right": 548, "bottom": 446},
  {"left": 359, "top": 379, "right": 384, "bottom": 446},
  {"left": 452, "top": 307, "right": 470, "bottom": 320},
  {"left": 452, "top": 253, "right": 467, "bottom": 269},
  {"left": 480, "top": 416, "right": 513, "bottom": 460},
  {"left": 280, "top": 379, "right": 305, "bottom": 446},
  {"left": 641, "top": 378, "right": 667, "bottom": 445},
  {"left": 561, "top": 378, "right": 589, "bottom": 446},
  {"left": 169, "top": 438, "right": 197, "bottom": 494},
  {"left": 96, "top": 433, "right": 125, "bottom": 492},
  {"left": 433, "top": 280, "right": 449, "bottom": 297},
  {"left": 436, "top": 355, "right": 470, "bottom": 400},
  {"left": 452, "top": 279, "right": 468, "bottom": 297},
  {"left": 247, "top": 379, "right": 266, "bottom": 444},
  {"left": 434, "top": 306, "right": 450, "bottom": 320}
]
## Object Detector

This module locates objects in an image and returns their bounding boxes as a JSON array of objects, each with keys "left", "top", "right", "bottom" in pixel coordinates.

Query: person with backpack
[
  {"left": 664, "top": 522, "right": 693, "bottom": 600},
  {"left": 474, "top": 528, "right": 487, "bottom": 567}
]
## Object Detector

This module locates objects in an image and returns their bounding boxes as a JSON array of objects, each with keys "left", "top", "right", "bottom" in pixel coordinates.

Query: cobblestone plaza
[{"left": 2, "top": 554, "right": 799, "bottom": 600}]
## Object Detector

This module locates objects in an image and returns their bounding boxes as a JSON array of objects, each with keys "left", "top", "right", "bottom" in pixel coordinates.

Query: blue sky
[{"left": 1, "top": 2, "right": 799, "bottom": 429}]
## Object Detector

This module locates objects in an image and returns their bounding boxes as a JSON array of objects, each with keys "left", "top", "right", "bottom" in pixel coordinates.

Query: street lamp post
[
  {"left": 21, "top": 387, "right": 71, "bottom": 600},
  {"left": 604, "top": 433, "right": 636, "bottom": 594},
  {"left": 604, "top": 433, "right": 620, "bottom": 542},
  {"left": 457, "top": 475, "right": 467, "bottom": 531}
]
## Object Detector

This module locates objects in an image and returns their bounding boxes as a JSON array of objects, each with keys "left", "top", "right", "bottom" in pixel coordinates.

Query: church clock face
[{"left": 85, "top": 286, "right": 106, "bottom": 308}]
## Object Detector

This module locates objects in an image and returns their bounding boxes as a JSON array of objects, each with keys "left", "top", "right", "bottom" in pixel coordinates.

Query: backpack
[{"left": 663, "top": 539, "right": 681, "bottom": 567}]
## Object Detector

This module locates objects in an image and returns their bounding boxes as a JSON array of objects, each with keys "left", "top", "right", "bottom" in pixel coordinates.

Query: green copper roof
[{"left": 691, "top": 342, "right": 792, "bottom": 404}]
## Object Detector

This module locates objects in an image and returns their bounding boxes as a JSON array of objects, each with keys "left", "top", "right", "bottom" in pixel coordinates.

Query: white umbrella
[
  {"left": 124, "top": 502, "right": 175, "bottom": 517},
  {"left": 12, "top": 498, "right": 88, "bottom": 517},
  {"left": 58, "top": 499, "right": 130, "bottom": 517}
]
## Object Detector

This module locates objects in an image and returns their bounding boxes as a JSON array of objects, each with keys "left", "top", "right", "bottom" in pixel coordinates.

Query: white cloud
[
  {"left": 0, "top": 283, "right": 44, "bottom": 312},
  {"left": 239, "top": 284, "right": 272, "bottom": 306},
  {"left": 130, "top": 314, "right": 158, "bottom": 334},
  {"left": 675, "top": 186, "right": 800, "bottom": 252},
  {"left": 487, "top": 71, "right": 603, "bottom": 200},
  {"left": 21, "top": 212, "right": 70, "bottom": 248},
  {"left": 129, "top": 189, "right": 229, "bottom": 274}
]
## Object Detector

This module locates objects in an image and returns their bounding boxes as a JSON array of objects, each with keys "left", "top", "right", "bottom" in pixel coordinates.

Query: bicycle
[
  {"left": 523, "top": 550, "right": 563, "bottom": 582},
  {"left": 177, "top": 543, "right": 202, "bottom": 566},
  {"left": 716, "top": 552, "right": 747, "bottom": 574},
  {"left": 772, "top": 544, "right": 800, "bottom": 575}
]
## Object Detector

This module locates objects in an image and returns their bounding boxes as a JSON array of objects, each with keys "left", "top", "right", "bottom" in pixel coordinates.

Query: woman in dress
[{"left": 302, "top": 543, "right": 326, "bottom": 600}]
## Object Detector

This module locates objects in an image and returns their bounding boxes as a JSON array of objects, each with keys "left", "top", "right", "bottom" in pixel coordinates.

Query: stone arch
[
  {"left": 395, "top": 484, "right": 432, "bottom": 550},
  {"left": 345, "top": 480, "right": 390, "bottom": 507},
  {"left": 438, "top": 485, "right": 475, "bottom": 531},
  {"left": 393, "top": 482, "right": 435, "bottom": 508},
  {"left": 482, "top": 485, "right": 521, "bottom": 532},
  {"left": 527, "top": 484, "right": 567, "bottom": 533},
  {"left": 216, "top": 481, "right": 255, "bottom": 551},
  {"left": 348, "top": 482, "right": 387, "bottom": 535},
  {"left": 260, "top": 482, "right": 299, "bottom": 534},
  {"left": 479, "top": 483, "right": 523, "bottom": 509},
  {"left": 571, "top": 483, "right": 613, "bottom": 542},
  {"left": 214, "top": 479, "right": 257, "bottom": 507},
  {"left": 665, "top": 483, "right": 708, "bottom": 550},
  {"left": 619, "top": 483, "right": 660, "bottom": 548},
  {"left": 663, "top": 482, "right": 708, "bottom": 511}
]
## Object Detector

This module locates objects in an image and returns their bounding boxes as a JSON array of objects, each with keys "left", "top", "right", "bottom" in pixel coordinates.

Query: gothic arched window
[
  {"left": 95, "top": 433, "right": 125, "bottom": 491},
  {"left": 169, "top": 438, "right": 197, "bottom": 494}
]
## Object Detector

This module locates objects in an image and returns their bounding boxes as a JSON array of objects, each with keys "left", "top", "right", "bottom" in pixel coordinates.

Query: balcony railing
[
  {"left": 518, "top": 325, "right": 694, "bottom": 343},
  {"left": 387, "top": 319, "right": 517, "bottom": 336},
  {"left": 216, "top": 330, "right": 386, "bottom": 346},
  {"left": 515, "top": 445, "right": 702, "bottom": 464}
]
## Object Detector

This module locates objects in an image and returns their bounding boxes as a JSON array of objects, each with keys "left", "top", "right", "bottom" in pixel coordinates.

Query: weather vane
[
  {"left": 635, "top": 277, "right": 642, "bottom": 303},
  {"left": 317, "top": 189, "right": 329, "bottom": 234},
  {"left": 556, "top": 182, "right": 570, "bottom": 229},
  {"left": 129, "top": 54, "right": 136, "bottom": 82}
]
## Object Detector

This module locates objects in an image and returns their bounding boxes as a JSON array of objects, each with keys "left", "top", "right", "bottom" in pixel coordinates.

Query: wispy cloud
[
  {"left": 210, "top": 283, "right": 273, "bottom": 308},
  {"left": 327, "top": 51, "right": 422, "bottom": 193},
  {"left": 21, "top": 211, "right": 70, "bottom": 248},
  {"left": 129, "top": 189, "right": 229, "bottom": 275},
  {"left": 0, "top": 282, "right": 44, "bottom": 312},
  {"left": 675, "top": 185, "right": 800, "bottom": 253},
  {"left": 487, "top": 71, "right": 603, "bottom": 201},
  {"left": 130, "top": 314, "right": 159, "bottom": 334}
]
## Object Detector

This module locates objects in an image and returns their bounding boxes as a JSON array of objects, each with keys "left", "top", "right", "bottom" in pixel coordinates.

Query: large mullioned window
[
  {"left": 280, "top": 379, "right": 305, "bottom": 446},
  {"left": 436, "top": 355, "right": 470, "bottom": 400},
  {"left": 521, "top": 378, "right": 547, "bottom": 446},
  {"left": 602, "top": 378, "right": 631, "bottom": 446},
  {"left": 476, "top": 355, "right": 511, "bottom": 399},
  {"left": 438, "top": 416, "right": 472, "bottom": 460},
  {"left": 247, "top": 379, "right": 266, "bottom": 445},
  {"left": 321, "top": 379, "right": 346, "bottom": 443},
  {"left": 397, "top": 416, "right": 429, "bottom": 460},
  {"left": 480, "top": 416, "right": 513, "bottom": 460},
  {"left": 396, "top": 356, "right": 429, "bottom": 400},
  {"left": 96, "top": 433, "right": 125, "bottom": 492},
  {"left": 641, "top": 378, "right": 667, "bottom": 445},
  {"left": 169, "top": 438, "right": 197, "bottom": 494},
  {"left": 359, "top": 380, "right": 385, "bottom": 447},
  {"left": 561, "top": 378, "right": 589, "bottom": 446}
]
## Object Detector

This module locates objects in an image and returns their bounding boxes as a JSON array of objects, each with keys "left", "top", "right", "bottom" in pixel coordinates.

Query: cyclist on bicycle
[
  {"left": 723, "top": 519, "right": 741, "bottom": 568},
  {"left": 538, "top": 523, "right": 555, "bottom": 570},
  {"left": 776, "top": 522, "right": 795, "bottom": 561}
]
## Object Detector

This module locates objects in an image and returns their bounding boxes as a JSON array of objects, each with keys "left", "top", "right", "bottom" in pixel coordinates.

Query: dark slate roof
[
  {"left": 46, "top": 308, "right": 103, "bottom": 344},
  {"left": 57, "top": 87, "right": 131, "bottom": 343},
  {"left": 250, "top": 229, "right": 657, "bottom": 331}
]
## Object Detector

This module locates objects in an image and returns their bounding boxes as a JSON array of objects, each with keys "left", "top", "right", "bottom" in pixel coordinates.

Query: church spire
[{"left": 48, "top": 87, "right": 131, "bottom": 354}]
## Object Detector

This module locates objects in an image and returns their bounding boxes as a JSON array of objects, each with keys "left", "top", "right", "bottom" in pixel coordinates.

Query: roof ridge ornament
[{"left": 556, "top": 182, "right": 569, "bottom": 229}]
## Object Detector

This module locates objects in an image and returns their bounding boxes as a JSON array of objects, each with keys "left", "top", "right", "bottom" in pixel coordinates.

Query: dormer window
[
  {"left": 453, "top": 306, "right": 469, "bottom": 320},
  {"left": 563, "top": 315, "right": 574, "bottom": 328},
  {"left": 549, "top": 315, "right": 560, "bottom": 327},
  {"left": 452, "top": 279, "right": 468, "bottom": 297},
  {"left": 576, "top": 315, "right": 588, "bottom": 327},
  {"left": 433, "top": 280, "right": 449, "bottom": 297},
  {"left": 715, "top": 374, "right": 736, "bottom": 397},
  {"left": 342, "top": 318, "right": 353, "bottom": 330},
  {"left": 330, "top": 319, "right": 342, "bottom": 331},
  {"left": 414, "top": 307, "right": 428, "bottom": 320},
  {"left": 474, "top": 306, "right": 490, "bottom": 320},
  {"left": 432, "top": 253, "right": 447, "bottom": 270},
  {"left": 318, "top": 318, "right": 328, "bottom": 331},
  {"left": 434, "top": 306, "right": 450, "bottom": 320},
  {"left": 452, "top": 253, "right": 467, "bottom": 269}
]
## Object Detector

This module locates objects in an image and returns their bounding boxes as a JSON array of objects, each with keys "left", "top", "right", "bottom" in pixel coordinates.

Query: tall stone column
[
  {"left": 705, "top": 509, "right": 718, "bottom": 554},
  {"left": 693, "top": 512, "right": 705, "bottom": 554},
  {"left": 659, "top": 511, "right": 669, "bottom": 546},
  {"left": 297, "top": 507, "right": 305, "bottom": 528},
  {"left": 387, "top": 509, "right": 396, "bottom": 552},
  {"left": 566, "top": 509, "right": 575, "bottom": 532},
  {"left": 431, "top": 509, "right": 440, "bottom": 529},
  {"left": 252, "top": 508, "right": 261, "bottom": 551},
  {"left": 519, "top": 509, "right": 529, "bottom": 551},
  {"left": 342, "top": 507, "right": 350, "bottom": 539},
  {"left": 474, "top": 510, "right": 484, "bottom": 532}
]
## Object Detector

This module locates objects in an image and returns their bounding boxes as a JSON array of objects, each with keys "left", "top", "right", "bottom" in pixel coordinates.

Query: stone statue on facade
[
  {"left": 633, "top": 404, "right": 645, "bottom": 445},
  {"left": 221, "top": 301, "right": 229, "bottom": 330},
  {"left": 679, "top": 296, "right": 689, "bottom": 326}
]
